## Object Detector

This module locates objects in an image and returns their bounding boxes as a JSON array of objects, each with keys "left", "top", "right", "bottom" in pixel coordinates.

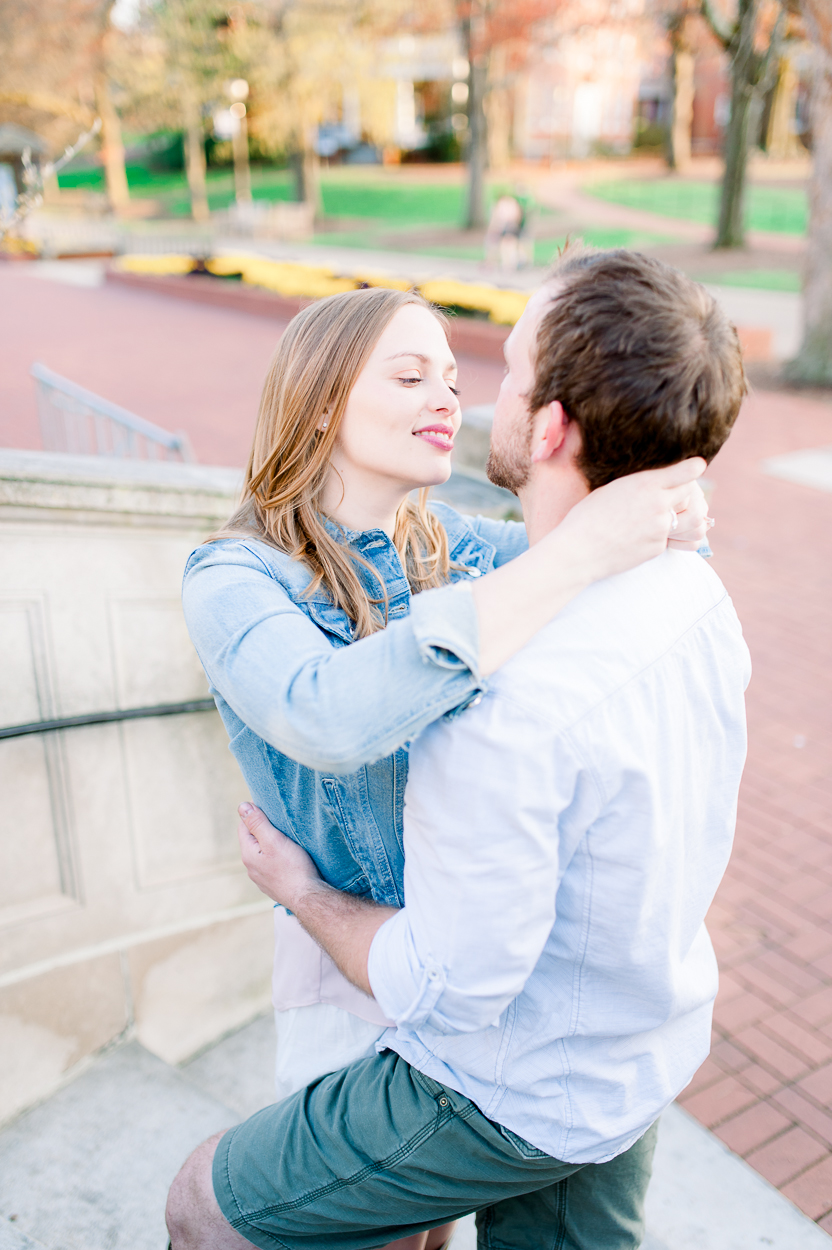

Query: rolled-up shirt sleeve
[
  {"left": 368, "top": 688, "right": 593, "bottom": 1035},
  {"left": 182, "top": 541, "right": 487, "bottom": 775}
]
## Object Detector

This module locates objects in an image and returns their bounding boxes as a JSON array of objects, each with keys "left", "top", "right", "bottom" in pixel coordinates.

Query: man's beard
[{"left": 486, "top": 416, "right": 534, "bottom": 495}]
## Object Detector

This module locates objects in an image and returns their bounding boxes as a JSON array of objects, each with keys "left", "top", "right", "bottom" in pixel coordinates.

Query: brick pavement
[
  {"left": 3, "top": 260, "right": 832, "bottom": 1225},
  {"left": 678, "top": 387, "right": 832, "bottom": 1228},
  {"left": 0, "top": 263, "right": 505, "bottom": 465}
]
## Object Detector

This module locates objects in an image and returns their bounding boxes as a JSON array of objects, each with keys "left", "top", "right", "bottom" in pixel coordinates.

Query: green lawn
[
  {"left": 320, "top": 179, "right": 466, "bottom": 224},
  {"left": 533, "top": 228, "right": 678, "bottom": 263},
  {"left": 310, "top": 224, "right": 679, "bottom": 261},
  {"left": 58, "top": 165, "right": 297, "bottom": 216},
  {"left": 586, "top": 178, "right": 807, "bottom": 236},
  {"left": 56, "top": 164, "right": 534, "bottom": 228},
  {"left": 58, "top": 165, "right": 471, "bottom": 222},
  {"left": 698, "top": 269, "right": 802, "bottom": 292}
]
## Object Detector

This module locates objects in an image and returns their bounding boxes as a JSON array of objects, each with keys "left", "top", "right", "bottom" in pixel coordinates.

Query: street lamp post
[{"left": 228, "top": 79, "right": 252, "bottom": 205}]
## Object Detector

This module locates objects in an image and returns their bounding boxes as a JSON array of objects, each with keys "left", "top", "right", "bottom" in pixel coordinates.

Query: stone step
[{"left": 1, "top": 1014, "right": 829, "bottom": 1250}]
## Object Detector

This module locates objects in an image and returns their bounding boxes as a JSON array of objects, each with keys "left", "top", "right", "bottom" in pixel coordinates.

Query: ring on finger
[
  {"left": 706, "top": 516, "right": 715, "bottom": 529},
  {"left": 668, "top": 509, "right": 679, "bottom": 532}
]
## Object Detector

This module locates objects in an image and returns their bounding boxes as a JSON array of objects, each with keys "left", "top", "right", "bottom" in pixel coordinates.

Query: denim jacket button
[{"left": 468, "top": 568, "right": 482, "bottom": 577}]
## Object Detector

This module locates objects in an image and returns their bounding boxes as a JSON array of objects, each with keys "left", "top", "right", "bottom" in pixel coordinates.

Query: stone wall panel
[
  {"left": 0, "top": 955, "right": 128, "bottom": 1123},
  {"left": 127, "top": 912, "right": 274, "bottom": 1065},
  {"left": 0, "top": 451, "right": 272, "bottom": 1122}
]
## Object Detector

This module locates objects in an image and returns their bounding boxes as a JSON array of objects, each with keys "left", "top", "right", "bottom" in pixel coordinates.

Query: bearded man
[{"left": 167, "top": 248, "right": 749, "bottom": 1250}]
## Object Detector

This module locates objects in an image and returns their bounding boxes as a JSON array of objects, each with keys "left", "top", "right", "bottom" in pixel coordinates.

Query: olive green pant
[{"left": 214, "top": 1050, "right": 658, "bottom": 1250}]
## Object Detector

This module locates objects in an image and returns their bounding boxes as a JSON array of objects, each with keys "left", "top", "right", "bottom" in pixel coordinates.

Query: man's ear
[{"left": 531, "top": 401, "right": 569, "bottom": 464}]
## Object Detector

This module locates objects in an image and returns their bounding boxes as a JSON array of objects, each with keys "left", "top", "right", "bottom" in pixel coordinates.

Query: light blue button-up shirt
[{"left": 368, "top": 550, "right": 750, "bottom": 1164}]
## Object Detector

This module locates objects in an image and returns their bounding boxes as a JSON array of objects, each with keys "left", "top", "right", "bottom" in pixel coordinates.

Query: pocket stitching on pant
[
  {"left": 242, "top": 1110, "right": 449, "bottom": 1222},
  {"left": 497, "top": 1123, "right": 550, "bottom": 1160}
]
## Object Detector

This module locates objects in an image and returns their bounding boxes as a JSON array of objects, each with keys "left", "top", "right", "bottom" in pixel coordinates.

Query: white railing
[{"left": 31, "top": 362, "right": 195, "bottom": 462}]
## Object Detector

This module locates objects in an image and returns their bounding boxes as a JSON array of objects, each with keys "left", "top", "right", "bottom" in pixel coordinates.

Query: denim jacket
[{"left": 182, "top": 503, "right": 528, "bottom": 907}]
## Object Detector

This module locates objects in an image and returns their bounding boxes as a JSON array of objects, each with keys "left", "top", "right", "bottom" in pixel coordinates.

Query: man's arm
[
  {"left": 239, "top": 678, "right": 593, "bottom": 1038},
  {"left": 237, "top": 804, "right": 395, "bottom": 996}
]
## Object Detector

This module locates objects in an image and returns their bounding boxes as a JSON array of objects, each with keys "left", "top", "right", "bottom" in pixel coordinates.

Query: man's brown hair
[{"left": 528, "top": 247, "right": 746, "bottom": 490}]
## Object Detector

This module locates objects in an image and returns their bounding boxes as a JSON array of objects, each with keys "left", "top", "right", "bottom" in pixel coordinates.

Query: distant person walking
[{"left": 485, "top": 193, "right": 528, "bottom": 270}]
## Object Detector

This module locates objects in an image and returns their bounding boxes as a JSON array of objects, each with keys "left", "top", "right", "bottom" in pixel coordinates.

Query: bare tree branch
[
  {"left": 0, "top": 118, "right": 102, "bottom": 238},
  {"left": 700, "top": 0, "right": 735, "bottom": 48},
  {"left": 757, "top": 2, "right": 787, "bottom": 93}
]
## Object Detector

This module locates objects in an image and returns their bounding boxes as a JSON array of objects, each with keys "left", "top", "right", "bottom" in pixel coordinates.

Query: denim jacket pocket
[
  {"left": 447, "top": 529, "right": 496, "bottom": 576},
  {"left": 304, "top": 599, "right": 354, "bottom": 645},
  {"left": 321, "top": 773, "right": 403, "bottom": 907}
]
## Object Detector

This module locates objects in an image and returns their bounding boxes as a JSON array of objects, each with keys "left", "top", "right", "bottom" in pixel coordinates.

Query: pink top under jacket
[{"left": 272, "top": 905, "right": 393, "bottom": 1027}]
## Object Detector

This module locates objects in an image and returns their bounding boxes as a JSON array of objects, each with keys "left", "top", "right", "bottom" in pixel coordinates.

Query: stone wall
[{"left": 0, "top": 451, "right": 274, "bottom": 1125}]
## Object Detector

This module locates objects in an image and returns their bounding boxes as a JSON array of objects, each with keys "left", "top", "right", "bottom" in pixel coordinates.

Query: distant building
[
  {"left": 516, "top": 8, "right": 652, "bottom": 161},
  {"left": 318, "top": 11, "right": 810, "bottom": 168}
]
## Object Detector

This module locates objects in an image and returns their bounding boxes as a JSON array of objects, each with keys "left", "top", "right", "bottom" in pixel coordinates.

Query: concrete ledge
[{"left": 0, "top": 449, "right": 242, "bottom": 525}]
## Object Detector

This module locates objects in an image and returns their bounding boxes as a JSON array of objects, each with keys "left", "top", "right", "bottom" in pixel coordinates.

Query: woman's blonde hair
[{"left": 212, "top": 286, "right": 456, "bottom": 637}]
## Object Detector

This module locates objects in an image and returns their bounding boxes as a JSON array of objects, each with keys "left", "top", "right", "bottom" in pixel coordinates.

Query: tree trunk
[
  {"left": 485, "top": 44, "right": 511, "bottom": 172},
  {"left": 715, "top": 75, "right": 754, "bottom": 246},
  {"left": 303, "top": 142, "right": 321, "bottom": 218},
  {"left": 182, "top": 90, "right": 209, "bottom": 223},
  {"left": 463, "top": 10, "right": 489, "bottom": 231},
  {"left": 668, "top": 47, "right": 695, "bottom": 170},
  {"left": 95, "top": 72, "right": 130, "bottom": 212},
  {"left": 766, "top": 56, "right": 800, "bottom": 159},
  {"left": 784, "top": 1, "right": 832, "bottom": 383},
  {"left": 714, "top": 0, "right": 759, "bottom": 249},
  {"left": 290, "top": 141, "right": 321, "bottom": 217},
  {"left": 290, "top": 149, "right": 304, "bottom": 201},
  {"left": 232, "top": 114, "right": 252, "bottom": 204}
]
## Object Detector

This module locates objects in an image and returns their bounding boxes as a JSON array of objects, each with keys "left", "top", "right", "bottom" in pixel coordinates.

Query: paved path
[
  {"left": 0, "top": 1014, "right": 827, "bottom": 1250},
  {"left": 0, "top": 262, "right": 505, "bottom": 465},
  {"left": 2, "top": 260, "right": 832, "bottom": 1229},
  {"left": 533, "top": 172, "right": 807, "bottom": 256},
  {"left": 678, "top": 386, "right": 832, "bottom": 1230}
]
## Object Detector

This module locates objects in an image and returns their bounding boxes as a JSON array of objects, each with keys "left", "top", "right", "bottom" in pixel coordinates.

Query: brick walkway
[
  {"left": 0, "top": 264, "right": 504, "bottom": 465},
  {"left": 2, "top": 261, "right": 832, "bottom": 1226},
  {"left": 678, "top": 387, "right": 832, "bottom": 1229}
]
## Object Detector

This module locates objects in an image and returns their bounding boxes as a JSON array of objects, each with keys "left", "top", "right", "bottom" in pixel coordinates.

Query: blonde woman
[{"left": 182, "top": 286, "right": 706, "bottom": 1250}]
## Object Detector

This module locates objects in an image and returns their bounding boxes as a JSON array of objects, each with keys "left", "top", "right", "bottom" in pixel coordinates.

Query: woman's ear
[
  {"left": 317, "top": 409, "right": 331, "bottom": 432},
  {"left": 531, "top": 401, "right": 569, "bottom": 463}
]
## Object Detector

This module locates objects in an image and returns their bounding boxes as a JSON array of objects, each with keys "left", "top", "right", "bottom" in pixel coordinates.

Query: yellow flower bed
[
  {"left": 349, "top": 270, "right": 412, "bottom": 293},
  {"left": 207, "top": 255, "right": 356, "bottom": 298},
  {"left": 115, "top": 253, "right": 530, "bottom": 324},
  {"left": 113, "top": 253, "right": 196, "bottom": 276},
  {"left": 419, "top": 279, "right": 530, "bottom": 326}
]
